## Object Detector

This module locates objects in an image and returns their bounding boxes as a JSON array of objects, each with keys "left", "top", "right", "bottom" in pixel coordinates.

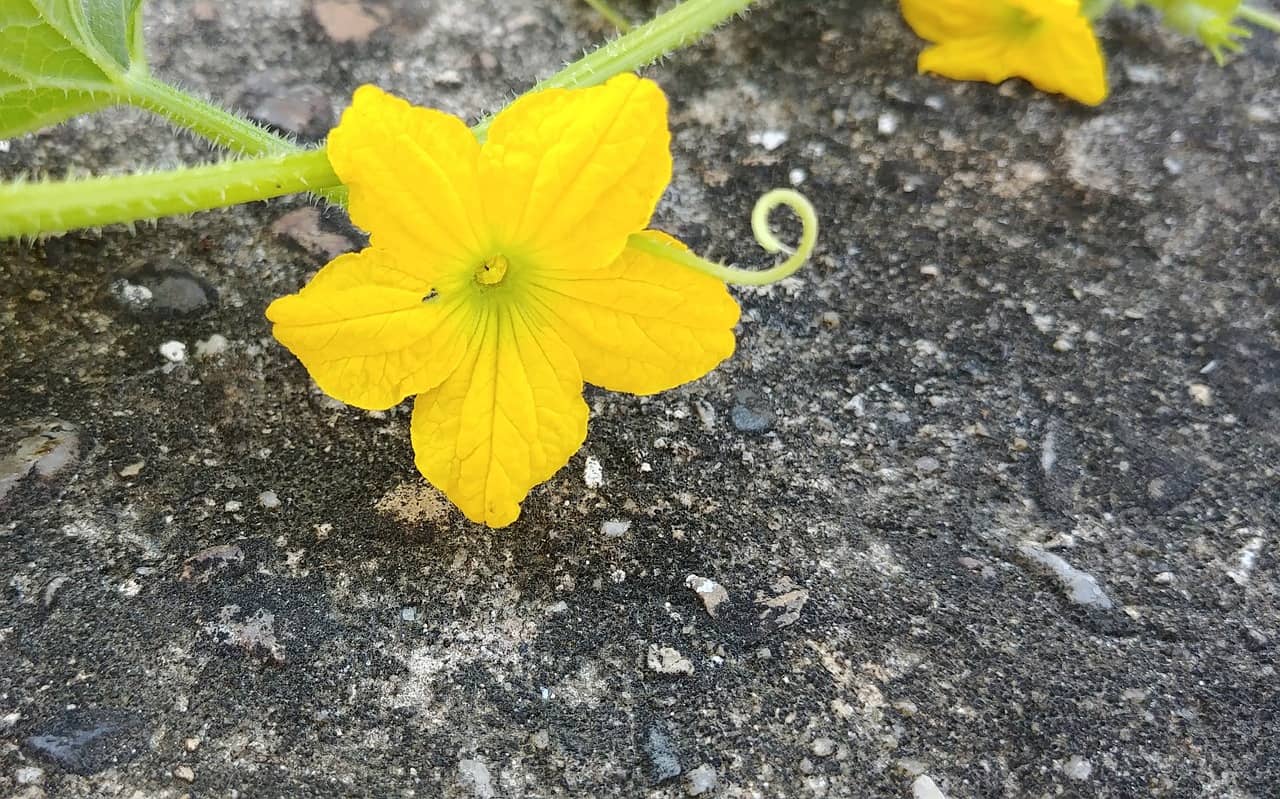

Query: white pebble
[
  {"left": 195, "top": 334, "right": 230, "bottom": 358},
  {"left": 1187, "top": 383, "right": 1212, "bottom": 406},
  {"left": 1062, "top": 755, "right": 1093, "bottom": 781},
  {"left": 749, "top": 129, "right": 789, "bottom": 151},
  {"left": 258, "top": 490, "right": 281, "bottom": 509},
  {"left": 912, "top": 775, "right": 948, "bottom": 799},
  {"left": 788, "top": 168, "right": 807, "bottom": 186},
  {"left": 600, "top": 519, "right": 631, "bottom": 537},
  {"left": 583, "top": 456, "right": 604, "bottom": 489},
  {"left": 15, "top": 766, "right": 44, "bottom": 785},
  {"left": 685, "top": 763, "right": 718, "bottom": 795},
  {"left": 159, "top": 340, "right": 187, "bottom": 363},
  {"left": 1019, "top": 543, "right": 1114, "bottom": 609},
  {"left": 877, "top": 112, "right": 899, "bottom": 135},
  {"left": 457, "top": 759, "right": 495, "bottom": 799}
]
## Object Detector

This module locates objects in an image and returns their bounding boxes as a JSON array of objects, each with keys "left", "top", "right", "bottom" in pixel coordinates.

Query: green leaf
[{"left": 0, "top": 0, "right": 148, "bottom": 138}]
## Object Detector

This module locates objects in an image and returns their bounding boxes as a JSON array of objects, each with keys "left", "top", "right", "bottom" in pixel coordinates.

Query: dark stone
[
  {"left": 23, "top": 709, "right": 145, "bottom": 775},
  {"left": 643, "top": 725, "right": 681, "bottom": 784},
  {"left": 730, "top": 390, "right": 775, "bottom": 433},
  {"left": 109, "top": 262, "right": 216, "bottom": 318}
]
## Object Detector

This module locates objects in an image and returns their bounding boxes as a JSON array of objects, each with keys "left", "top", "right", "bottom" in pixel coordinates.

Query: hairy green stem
[
  {"left": 123, "top": 74, "right": 295, "bottom": 156},
  {"left": 628, "top": 189, "right": 819, "bottom": 286},
  {"left": 0, "top": 150, "right": 339, "bottom": 239}
]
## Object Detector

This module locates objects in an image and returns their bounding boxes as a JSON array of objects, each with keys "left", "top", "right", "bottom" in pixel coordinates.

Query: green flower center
[{"left": 475, "top": 254, "right": 510, "bottom": 286}]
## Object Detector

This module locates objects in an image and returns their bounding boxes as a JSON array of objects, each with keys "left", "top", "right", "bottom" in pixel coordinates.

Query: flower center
[{"left": 475, "top": 254, "right": 510, "bottom": 286}]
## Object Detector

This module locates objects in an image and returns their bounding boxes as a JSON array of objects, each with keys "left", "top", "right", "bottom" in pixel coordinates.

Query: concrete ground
[{"left": 1, "top": 0, "right": 1277, "bottom": 796}]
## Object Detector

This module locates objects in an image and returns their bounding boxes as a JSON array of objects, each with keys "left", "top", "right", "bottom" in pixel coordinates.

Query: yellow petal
[
  {"left": 1006, "top": 18, "right": 1108, "bottom": 105},
  {"left": 267, "top": 248, "right": 477, "bottom": 410},
  {"left": 478, "top": 73, "right": 671, "bottom": 274},
  {"left": 917, "top": 27, "right": 1107, "bottom": 106},
  {"left": 410, "top": 307, "right": 588, "bottom": 527},
  {"left": 327, "top": 85, "right": 488, "bottom": 278},
  {"left": 900, "top": 0, "right": 1001, "bottom": 42},
  {"left": 535, "top": 231, "right": 740, "bottom": 395}
]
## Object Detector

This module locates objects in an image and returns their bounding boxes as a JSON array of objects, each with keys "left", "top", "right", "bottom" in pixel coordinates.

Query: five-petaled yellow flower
[
  {"left": 900, "top": 0, "right": 1108, "bottom": 106},
  {"left": 267, "top": 75, "right": 739, "bottom": 527}
]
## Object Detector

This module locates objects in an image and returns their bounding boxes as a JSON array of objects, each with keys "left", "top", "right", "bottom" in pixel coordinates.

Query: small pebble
[
  {"left": 914, "top": 456, "right": 940, "bottom": 474},
  {"left": 600, "top": 519, "right": 631, "bottom": 538},
  {"left": 1018, "top": 543, "right": 1114, "bottom": 610},
  {"left": 258, "top": 490, "right": 281, "bottom": 509},
  {"left": 877, "top": 112, "right": 899, "bottom": 135},
  {"left": 1188, "top": 383, "right": 1213, "bottom": 406},
  {"left": 645, "top": 726, "right": 682, "bottom": 782},
  {"left": 685, "top": 574, "right": 729, "bottom": 617},
  {"left": 913, "top": 775, "right": 948, "bottom": 799},
  {"left": 749, "top": 129, "right": 788, "bottom": 151},
  {"left": 731, "top": 402, "right": 774, "bottom": 434},
  {"left": 195, "top": 334, "right": 229, "bottom": 359},
  {"left": 583, "top": 456, "right": 604, "bottom": 489},
  {"left": 1062, "top": 755, "right": 1093, "bottom": 781},
  {"left": 173, "top": 765, "right": 195, "bottom": 783},
  {"left": 118, "top": 460, "right": 145, "bottom": 478},
  {"left": 183, "top": 737, "right": 200, "bottom": 752},
  {"left": 685, "top": 763, "right": 718, "bottom": 795},
  {"left": 159, "top": 341, "right": 187, "bottom": 363},
  {"left": 15, "top": 766, "right": 44, "bottom": 785},
  {"left": 26, "top": 289, "right": 48, "bottom": 302},
  {"left": 647, "top": 644, "right": 695, "bottom": 675},
  {"left": 811, "top": 737, "right": 836, "bottom": 757},
  {"left": 457, "top": 758, "right": 495, "bottom": 799}
]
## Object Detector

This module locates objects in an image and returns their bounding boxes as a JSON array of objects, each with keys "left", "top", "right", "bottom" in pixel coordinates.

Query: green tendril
[{"left": 628, "top": 189, "right": 819, "bottom": 287}]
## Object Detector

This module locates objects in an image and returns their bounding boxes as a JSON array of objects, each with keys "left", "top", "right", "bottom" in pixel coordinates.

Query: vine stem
[
  {"left": 628, "top": 189, "right": 819, "bottom": 286},
  {"left": 124, "top": 74, "right": 296, "bottom": 156},
  {"left": 1240, "top": 4, "right": 1280, "bottom": 32},
  {"left": 0, "top": 150, "right": 338, "bottom": 239}
]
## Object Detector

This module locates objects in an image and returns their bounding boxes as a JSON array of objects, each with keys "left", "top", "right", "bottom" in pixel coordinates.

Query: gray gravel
[{"left": 2, "top": 0, "right": 1278, "bottom": 796}]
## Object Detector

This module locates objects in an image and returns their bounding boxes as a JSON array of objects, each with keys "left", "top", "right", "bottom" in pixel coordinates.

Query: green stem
[
  {"left": 0, "top": 150, "right": 339, "bottom": 239},
  {"left": 123, "top": 73, "right": 295, "bottom": 156},
  {"left": 474, "top": 0, "right": 755, "bottom": 138},
  {"left": 1240, "top": 4, "right": 1280, "bottom": 32},
  {"left": 582, "top": 0, "right": 632, "bottom": 30},
  {"left": 629, "top": 189, "right": 819, "bottom": 286}
]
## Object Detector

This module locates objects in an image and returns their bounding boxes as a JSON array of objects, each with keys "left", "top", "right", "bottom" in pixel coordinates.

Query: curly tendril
[{"left": 628, "top": 189, "right": 819, "bottom": 286}]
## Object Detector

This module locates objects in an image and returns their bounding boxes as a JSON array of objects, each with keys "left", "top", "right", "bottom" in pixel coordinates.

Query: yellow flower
[
  {"left": 266, "top": 75, "right": 740, "bottom": 528},
  {"left": 900, "top": 0, "right": 1108, "bottom": 106}
]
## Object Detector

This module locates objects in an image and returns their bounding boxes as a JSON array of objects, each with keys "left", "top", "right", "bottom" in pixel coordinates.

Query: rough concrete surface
[{"left": 2, "top": 0, "right": 1278, "bottom": 796}]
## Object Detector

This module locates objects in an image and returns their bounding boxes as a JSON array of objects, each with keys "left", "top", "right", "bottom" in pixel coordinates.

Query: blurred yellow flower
[
  {"left": 900, "top": 0, "right": 1108, "bottom": 105},
  {"left": 266, "top": 75, "right": 739, "bottom": 528}
]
